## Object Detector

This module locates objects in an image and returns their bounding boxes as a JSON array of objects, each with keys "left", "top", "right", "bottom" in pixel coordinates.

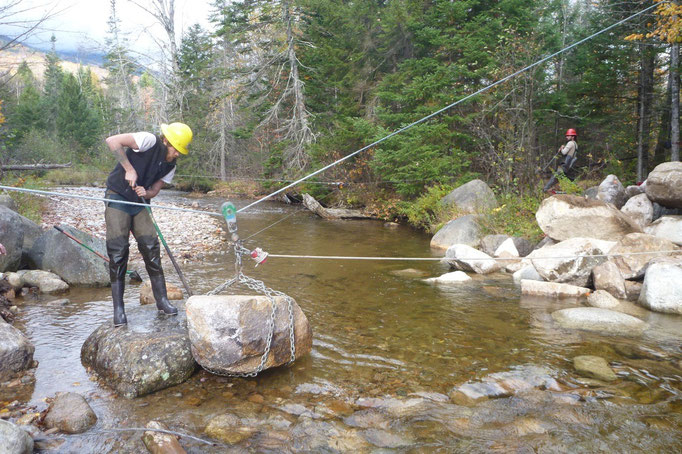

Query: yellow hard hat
[{"left": 161, "top": 122, "right": 193, "bottom": 155}]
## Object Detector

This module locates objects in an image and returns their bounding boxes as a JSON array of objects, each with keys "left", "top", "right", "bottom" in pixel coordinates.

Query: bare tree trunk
[
  {"left": 654, "top": 65, "right": 672, "bottom": 165},
  {"left": 673, "top": 41, "right": 680, "bottom": 161},
  {"left": 637, "top": 44, "right": 655, "bottom": 180}
]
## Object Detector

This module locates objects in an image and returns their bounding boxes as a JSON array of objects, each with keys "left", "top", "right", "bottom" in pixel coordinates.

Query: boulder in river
[
  {"left": 591, "top": 261, "right": 626, "bottom": 299},
  {"left": 610, "top": 233, "right": 680, "bottom": 279},
  {"left": 0, "top": 420, "right": 34, "bottom": 454},
  {"left": 28, "top": 225, "right": 110, "bottom": 287},
  {"left": 0, "top": 206, "right": 25, "bottom": 272},
  {"left": 644, "top": 162, "right": 682, "bottom": 209},
  {"left": 597, "top": 174, "right": 626, "bottom": 209},
  {"left": 644, "top": 215, "right": 682, "bottom": 246},
  {"left": 620, "top": 194, "right": 654, "bottom": 229},
  {"left": 142, "top": 420, "right": 186, "bottom": 454},
  {"left": 424, "top": 271, "right": 472, "bottom": 284},
  {"left": 43, "top": 392, "right": 97, "bottom": 434},
  {"left": 0, "top": 318, "right": 35, "bottom": 381},
  {"left": 439, "top": 179, "right": 497, "bottom": 213},
  {"left": 185, "top": 294, "right": 312, "bottom": 376},
  {"left": 520, "top": 280, "right": 590, "bottom": 299},
  {"left": 528, "top": 237, "right": 615, "bottom": 286},
  {"left": 638, "top": 257, "right": 682, "bottom": 314},
  {"left": 20, "top": 270, "right": 69, "bottom": 295},
  {"left": 443, "top": 244, "right": 500, "bottom": 274},
  {"left": 551, "top": 307, "right": 648, "bottom": 336},
  {"left": 535, "top": 195, "right": 641, "bottom": 241},
  {"left": 430, "top": 215, "right": 481, "bottom": 251},
  {"left": 81, "top": 302, "right": 197, "bottom": 398}
]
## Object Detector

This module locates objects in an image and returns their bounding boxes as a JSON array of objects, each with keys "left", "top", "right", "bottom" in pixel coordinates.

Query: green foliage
[
  {"left": 57, "top": 72, "right": 102, "bottom": 150},
  {"left": 10, "top": 129, "right": 75, "bottom": 164},
  {"left": 478, "top": 191, "right": 544, "bottom": 242},
  {"left": 556, "top": 173, "right": 582, "bottom": 195},
  {"left": 395, "top": 184, "right": 455, "bottom": 232}
]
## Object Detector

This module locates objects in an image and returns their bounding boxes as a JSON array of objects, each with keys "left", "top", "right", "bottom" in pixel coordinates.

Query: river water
[{"left": 7, "top": 192, "right": 682, "bottom": 452}]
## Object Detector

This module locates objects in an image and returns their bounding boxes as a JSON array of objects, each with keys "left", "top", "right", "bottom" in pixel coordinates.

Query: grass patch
[
  {"left": 1, "top": 175, "right": 47, "bottom": 223},
  {"left": 478, "top": 190, "right": 545, "bottom": 243},
  {"left": 43, "top": 164, "right": 109, "bottom": 187}
]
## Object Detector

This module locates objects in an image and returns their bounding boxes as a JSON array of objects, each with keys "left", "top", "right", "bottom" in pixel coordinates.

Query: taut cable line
[{"left": 235, "top": 3, "right": 661, "bottom": 215}]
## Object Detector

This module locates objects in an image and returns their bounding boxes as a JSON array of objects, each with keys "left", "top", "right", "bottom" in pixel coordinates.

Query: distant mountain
[
  {"left": 0, "top": 35, "right": 105, "bottom": 66},
  {"left": 0, "top": 37, "right": 109, "bottom": 82}
]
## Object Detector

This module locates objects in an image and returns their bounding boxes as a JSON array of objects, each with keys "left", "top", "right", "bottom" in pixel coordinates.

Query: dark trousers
[{"left": 105, "top": 205, "right": 164, "bottom": 282}]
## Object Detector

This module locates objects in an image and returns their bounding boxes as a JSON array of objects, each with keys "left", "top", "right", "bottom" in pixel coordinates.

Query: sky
[{"left": 0, "top": 0, "right": 215, "bottom": 57}]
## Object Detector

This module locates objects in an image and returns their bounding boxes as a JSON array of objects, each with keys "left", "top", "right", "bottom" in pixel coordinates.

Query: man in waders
[
  {"left": 104, "top": 123, "right": 193, "bottom": 327},
  {"left": 543, "top": 128, "right": 578, "bottom": 192}
]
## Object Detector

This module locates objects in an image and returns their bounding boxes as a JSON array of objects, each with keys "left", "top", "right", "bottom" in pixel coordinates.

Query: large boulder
[
  {"left": 440, "top": 179, "right": 497, "bottom": 213},
  {"left": 551, "top": 307, "right": 648, "bottom": 336},
  {"left": 591, "top": 261, "right": 626, "bottom": 299},
  {"left": 645, "top": 215, "right": 682, "bottom": 246},
  {"left": 0, "top": 319, "right": 35, "bottom": 381},
  {"left": 28, "top": 225, "right": 109, "bottom": 287},
  {"left": 81, "top": 302, "right": 197, "bottom": 398},
  {"left": 645, "top": 162, "right": 682, "bottom": 208},
  {"left": 443, "top": 244, "right": 500, "bottom": 274},
  {"left": 43, "top": 392, "right": 97, "bottom": 434},
  {"left": 597, "top": 174, "right": 627, "bottom": 208},
  {"left": 528, "top": 237, "right": 615, "bottom": 286},
  {"left": 186, "top": 295, "right": 312, "bottom": 376},
  {"left": 430, "top": 215, "right": 481, "bottom": 251},
  {"left": 536, "top": 195, "right": 641, "bottom": 241},
  {"left": 0, "top": 420, "right": 33, "bottom": 454},
  {"left": 621, "top": 194, "right": 654, "bottom": 229},
  {"left": 638, "top": 257, "right": 682, "bottom": 314},
  {"left": 609, "top": 233, "right": 680, "bottom": 279},
  {"left": 0, "top": 206, "right": 25, "bottom": 272}
]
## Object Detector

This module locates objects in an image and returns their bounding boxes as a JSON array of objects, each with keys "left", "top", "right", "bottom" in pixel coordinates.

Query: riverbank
[{"left": 39, "top": 187, "right": 228, "bottom": 262}]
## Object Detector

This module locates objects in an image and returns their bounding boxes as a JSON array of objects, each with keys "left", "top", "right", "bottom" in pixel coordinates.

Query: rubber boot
[
  {"left": 112, "top": 280, "right": 127, "bottom": 327},
  {"left": 149, "top": 275, "right": 178, "bottom": 315}
]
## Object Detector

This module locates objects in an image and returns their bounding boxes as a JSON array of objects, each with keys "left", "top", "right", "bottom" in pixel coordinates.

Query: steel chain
[{"left": 203, "top": 241, "right": 296, "bottom": 377}]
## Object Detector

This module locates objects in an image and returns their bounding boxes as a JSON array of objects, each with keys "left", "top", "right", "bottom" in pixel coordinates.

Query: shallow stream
[{"left": 6, "top": 192, "right": 682, "bottom": 452}]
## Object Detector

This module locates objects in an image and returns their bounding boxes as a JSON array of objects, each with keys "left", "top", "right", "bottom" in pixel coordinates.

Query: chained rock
[
  {"left": 186, "top": 294, "right": 312, "bottom": 376},
  {"left": 81, "top": 302, "right": 197, "bottom": 398}
]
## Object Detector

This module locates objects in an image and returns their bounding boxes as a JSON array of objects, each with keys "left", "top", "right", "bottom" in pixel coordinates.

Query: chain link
[{"left": 202, "top": 241, "right": 296, "bottom": 377}]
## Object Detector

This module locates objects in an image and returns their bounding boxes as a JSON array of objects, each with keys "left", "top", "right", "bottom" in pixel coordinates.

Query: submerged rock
[
  {"left": 139, "top": 280, "right": 184, "bottom": 305},
  {"left": 551, "top": 307, "right": 647, "bottom": 336},
  {"left": 573, "top": 356, "right": 617, "bottom": 382},
  {"left": 81, "top": 303, "right": 197, "bottom": 398},
  {"left": 0, "top": 420, "right": 33, "bottom": 454},
  {"left": 0, "top": 319, "right": 35, "bottom": 381},
  {"left": 185, "top": 295, "right": 312, "bottom": 376},
  {"left": 205, "top": 414, "right": 256, "bottom": 444},
  {"left": 142, "top": 420, "right": 186, "bottom": 454},
  {"left": 43, "top": 392, "right": 97, "bottom": 434},
  {"left": 638, "top": 257, "right": 682, "bottom": 314},
  {"left": 520, "top": 280, "right": 590, "bottom": 298},
  {"left": 424, "top": 271, "right": 472, "bottom": 284},
  {"left": 535, "top": 195, "right": 641, "bottom": 241}
]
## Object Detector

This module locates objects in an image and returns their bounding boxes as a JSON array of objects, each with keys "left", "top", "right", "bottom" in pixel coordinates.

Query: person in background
[
  {"left": 104, "top": 122, "right": 193, "bottom": 327},
  {"left": 543, "top": 128, "right": 578, "bottom": 192}
]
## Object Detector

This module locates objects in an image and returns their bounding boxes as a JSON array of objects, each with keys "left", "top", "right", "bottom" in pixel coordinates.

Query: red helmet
[{"left": 565, "top": 128, "right": 577, "bottom": 137}]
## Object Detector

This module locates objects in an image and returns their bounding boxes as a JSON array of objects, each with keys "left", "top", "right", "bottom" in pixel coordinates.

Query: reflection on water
[{"left": 7, "top": 195, "right": 682, "bottom": 452}]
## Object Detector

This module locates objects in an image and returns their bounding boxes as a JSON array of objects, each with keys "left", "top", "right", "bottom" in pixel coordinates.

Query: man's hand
[
  {"left": 125, "top": 169, "right": 138, "bottom": 188},
  {"left": 133, "top": 186, "right": 147, "bottom": 198}
]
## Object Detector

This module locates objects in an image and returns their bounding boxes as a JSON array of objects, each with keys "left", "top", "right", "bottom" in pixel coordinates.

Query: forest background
[{"left": 0, "top": 0, "right": 681, "bottom": 238}]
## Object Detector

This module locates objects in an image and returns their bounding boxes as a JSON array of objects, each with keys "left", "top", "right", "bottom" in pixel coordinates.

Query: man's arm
[
  {"left": 134, "top": 179, "right": 164, "bottom": 199},
  {"left": 105, "top": 133, "right": 139, "bottom": 188}
]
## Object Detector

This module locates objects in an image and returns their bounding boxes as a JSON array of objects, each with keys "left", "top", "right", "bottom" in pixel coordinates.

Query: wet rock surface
[
  {"left": 0, "top": 319, "right": 35, "bottom": 382},
  {"left": 186, "top": 295, "right": 312, "bottom": 375},
  {"left": 551, "top": 307, "right": 648, "bottom": 335},
  {"left": 43, "top": 392, "right": 97, "bottom": 434},
  {"left": 0, "top": 419, "right": 33, "bottom": 454},
  {"left": 80, "top": 302, "right": 197, "bottom": 398}
]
